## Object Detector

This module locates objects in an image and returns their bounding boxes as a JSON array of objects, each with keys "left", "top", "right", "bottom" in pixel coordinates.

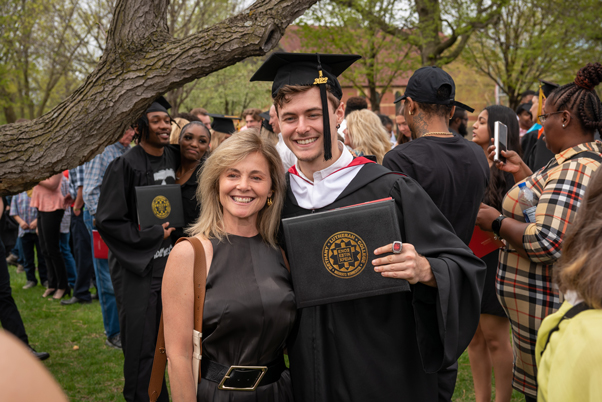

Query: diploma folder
[
  {"left": 282, "top": 198, "right": 410, "bottom": 308},
  {"left": 135, "top": 184, "right": 185, "bottom": 229}
]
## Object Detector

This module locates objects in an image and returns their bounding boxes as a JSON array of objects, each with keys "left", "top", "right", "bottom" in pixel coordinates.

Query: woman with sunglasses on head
[
  {"left": 477, "top": 62, "right": 602, "bottom": 402},
  {"left": 470, "top": 105, "right": 519, "bottom": 402}
]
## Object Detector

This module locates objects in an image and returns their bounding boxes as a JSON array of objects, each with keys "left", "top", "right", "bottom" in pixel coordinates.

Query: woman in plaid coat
[{"left": 477, "top": 62, "right": 602, "bottom": 402}]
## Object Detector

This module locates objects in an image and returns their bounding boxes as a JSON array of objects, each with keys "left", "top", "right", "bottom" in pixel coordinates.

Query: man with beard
[
  {"left": 96, "top": 97, "right": 177, "bottom": 402},
  {"left": 449, "top": 106, "right": 468, "bottom": 137},
  {"left": 251, "top": 53, "right": 486, "bottom": 401},
  {"left": 383, "top": 67, "right": 489, "bottom": 400}
]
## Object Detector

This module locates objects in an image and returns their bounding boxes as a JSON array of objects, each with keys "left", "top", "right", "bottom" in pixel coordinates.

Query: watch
[{"left": 492, "top": 215, "right": 507, "bottom": 238}]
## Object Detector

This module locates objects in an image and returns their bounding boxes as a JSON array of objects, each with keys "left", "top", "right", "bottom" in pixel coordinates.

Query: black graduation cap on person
[
  {"left": 259, "top": 110, "right": 273, "bottom": 133},
  {"left": 536, "top": 79, "right": 560, "bottom": 124},
  {"left": 250, "top": 52, "right": 362, "bottom": 161},
  {"left": 141, "top": 96, "right": 171, "bottom": 124},
  {"left": 209, "top": 114, "right": 240, "bottom": 135}
]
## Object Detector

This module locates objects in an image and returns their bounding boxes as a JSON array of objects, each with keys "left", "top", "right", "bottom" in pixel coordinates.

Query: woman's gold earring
[{"left": 267, "top": 197, "right": 273, "bottom": 207}]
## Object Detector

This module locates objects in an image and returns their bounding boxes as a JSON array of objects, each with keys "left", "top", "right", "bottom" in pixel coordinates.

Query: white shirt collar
[{"left": 294, "top": 142, "right": 353, "bottom": 183}]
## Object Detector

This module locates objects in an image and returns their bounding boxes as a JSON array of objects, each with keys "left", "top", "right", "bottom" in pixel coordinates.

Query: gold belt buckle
[{"left": 217, "top": 365, "right": 268, "bottom": 391}]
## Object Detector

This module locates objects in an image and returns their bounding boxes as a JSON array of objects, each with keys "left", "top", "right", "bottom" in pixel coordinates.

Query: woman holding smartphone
[
  {"left": 476, "top": 63, "right": 602, "bottom": 402},
  {"left": 470, "top": 105, "right": 520, "bottom": 402}
]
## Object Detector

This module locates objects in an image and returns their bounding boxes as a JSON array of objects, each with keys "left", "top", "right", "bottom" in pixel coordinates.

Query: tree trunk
[{"left": 0, "top": 0, "right": 318, "bottom": 194}]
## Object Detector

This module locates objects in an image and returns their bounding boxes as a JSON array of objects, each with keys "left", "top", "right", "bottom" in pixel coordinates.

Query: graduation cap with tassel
[
  {"left": 536, "top": 80, "right": 560, "bottom": 124},
  {"left": 250, "top": 52, "right": 361, "bottom": 161}
]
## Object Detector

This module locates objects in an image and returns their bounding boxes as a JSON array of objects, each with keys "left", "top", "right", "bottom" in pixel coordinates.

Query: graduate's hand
[
  {"left": 19, "top": 221, "right": 29, "bottom": 230},
  {"left": 476, "top": 203, "right": 501, "bottom": 232},
  {"left": 162, "top": 222, "right": 175, "bottom": 239},
  {"left": 373, "top": 243, "right": 436, "bottom": 287},
  {"left": 30, "top": 219, "right": 37, "bottom": 230}
]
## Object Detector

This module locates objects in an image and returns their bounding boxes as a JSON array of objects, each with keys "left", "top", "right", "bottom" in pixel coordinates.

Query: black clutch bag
[
  {"left": 282, "top": 198, "right": 410, "bottom": 308},
  {"left": 135, "top": 184, "right": 185, "bottom": 229}
]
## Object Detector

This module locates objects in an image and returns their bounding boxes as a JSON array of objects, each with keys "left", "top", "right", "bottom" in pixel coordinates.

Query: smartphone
[{"left": 494, "top": 121, "right": 508, "bottom": 163}]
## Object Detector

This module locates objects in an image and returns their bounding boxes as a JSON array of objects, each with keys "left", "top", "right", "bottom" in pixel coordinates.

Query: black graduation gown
[
  {"left": 96, "top": 144, "right": 179, "bottom": 401},
  {"left": 521, "top": 130, "right": 555, "bottom": 172},
  {"left": 281, "top": 163, "right": 486, "bottom": 402}
]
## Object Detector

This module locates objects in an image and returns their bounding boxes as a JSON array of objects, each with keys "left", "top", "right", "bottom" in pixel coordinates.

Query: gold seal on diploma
[
  {"left": 322, "top": 231, "right": 368, "bottom": 278},
  {"left": 151, "top": 195, "right": 171, "bottom": 219}
]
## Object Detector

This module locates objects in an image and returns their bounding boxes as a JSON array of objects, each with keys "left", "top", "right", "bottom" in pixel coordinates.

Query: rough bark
[{"left": 0, "top": 0, "right": 318, "bottom": 194}]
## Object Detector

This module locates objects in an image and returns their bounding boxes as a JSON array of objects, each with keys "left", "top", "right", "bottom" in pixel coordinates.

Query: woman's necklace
[
  {"left": 176, "top": 163, "right": 198, "bottom": 180},
  {"left": 422, "top": 132, "right": 454, "bottom": 137}
]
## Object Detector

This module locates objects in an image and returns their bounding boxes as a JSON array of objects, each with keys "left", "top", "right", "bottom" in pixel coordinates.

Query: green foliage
[
  {"left": 462, "top": 0, "right": 601, "bottom": 109},
  {"left": 296, "top": 0, "right": 419, "bottom": 112},
  {"left": 179, "top": 58, "right": 273, "bottom": 116}
]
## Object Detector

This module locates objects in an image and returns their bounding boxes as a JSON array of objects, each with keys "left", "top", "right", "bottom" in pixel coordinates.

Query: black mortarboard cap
[
  {"left": 209, "top": 114, "right": 239, "bottom": 135},
  {"left": 539, "top": 80, "right": 559, "bottom": 98},
  {"left": 259, "top": 110, "right": 273, "bottom": 133},
  {"left": 250, "top": 52, "right": 361, "bottom": 160},
  {"left": 394, "top": 66, "right": 474, "bottom": 113},
  {"left": 146, "top": 96, "right": 171, "bottom": 115}
]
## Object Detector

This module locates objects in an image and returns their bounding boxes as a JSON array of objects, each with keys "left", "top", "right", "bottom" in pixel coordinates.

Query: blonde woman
[
  {"left": 344, "top": 109, "right": 392, "bottom": 164},
  {"left": 162, "top": 131, "right": 295, "bottom": 401}
]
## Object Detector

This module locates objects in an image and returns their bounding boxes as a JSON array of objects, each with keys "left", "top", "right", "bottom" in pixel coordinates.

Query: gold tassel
[{"left": 536, "top": 84, "right": 545, "bottom": 125}]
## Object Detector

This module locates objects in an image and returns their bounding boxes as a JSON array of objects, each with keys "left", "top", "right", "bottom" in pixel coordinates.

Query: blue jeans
[
  {"left": 60, "top": 233, "right": 77, "bottom": 289},
  {"left": 84, "top": 210, "right": 120, "bottom": 338}
]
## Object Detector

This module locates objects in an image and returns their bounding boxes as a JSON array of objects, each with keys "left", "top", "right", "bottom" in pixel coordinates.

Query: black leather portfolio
[
  {"left": 135, "top": 185, "right": 185, "bottom": 229},
  {"left": 282, "top": 198, "right": 410, "bottom": 308}
]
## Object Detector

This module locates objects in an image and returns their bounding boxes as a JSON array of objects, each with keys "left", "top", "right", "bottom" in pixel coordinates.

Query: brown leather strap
[{"left": 149, "top": 237, "right": 207, "bottom": 402}]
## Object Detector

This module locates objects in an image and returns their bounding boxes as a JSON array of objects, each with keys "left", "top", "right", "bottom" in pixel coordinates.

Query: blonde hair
[
  {"left": 556, "top": 167, "right": 602, "bottom": 309},
  {"left": 346, "top": 109, "right": 392, "bottom": 164},
  {"left": 169, "top": 118, "right": 189, "bottom": 144},
  {"left": 187, "top": 130, "right": 285, "bottom": 247},
  {"left": 209, "top": 131, "right": 231, "bottom": 151}
]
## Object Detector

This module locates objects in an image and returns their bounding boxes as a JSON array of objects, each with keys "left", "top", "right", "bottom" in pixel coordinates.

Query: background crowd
[{"left": 1, "top": 57, "right": 602, "bottom": 402}]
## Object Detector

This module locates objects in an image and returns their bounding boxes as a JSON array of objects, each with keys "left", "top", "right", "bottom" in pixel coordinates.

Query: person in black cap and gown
[
  {"left": 96, "top": 96, "right": 178, "bottom": 402},
  {"left": 251, "top": 52, "right": 486, "bottom": 402}
]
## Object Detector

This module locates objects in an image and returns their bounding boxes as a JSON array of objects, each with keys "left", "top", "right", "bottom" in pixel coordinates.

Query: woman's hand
[
  {"left": 476, "top": 203, "right": 501, "bottom": 232},
  {"left": 487, "top": 141, "right": 533, "bottom": 183}
]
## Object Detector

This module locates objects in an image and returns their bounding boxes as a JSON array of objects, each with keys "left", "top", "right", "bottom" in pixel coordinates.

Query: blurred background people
[
  {"left": 449, "top": 106, "right": 469, "bottom": 137},
  {"left": 30, "top": 174, "right": 69, "bottom": 300},
  {"left": 469, "top": 105, "right": 520, "bottom": 402},
  {"left": 344, "top": 109, "right": 392, "bottom": 163},
  {"left": 476, "top": 62, "right": 602, "bottom": 402}
]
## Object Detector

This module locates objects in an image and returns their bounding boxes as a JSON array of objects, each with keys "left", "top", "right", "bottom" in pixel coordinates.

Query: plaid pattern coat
[{"left": 496, "top": 141, "right": 602, "bottom": 398}]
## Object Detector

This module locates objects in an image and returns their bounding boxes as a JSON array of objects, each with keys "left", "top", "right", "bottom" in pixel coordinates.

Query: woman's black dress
[{"left": 197, "top": 235, "right": 296, "bottom": 401}]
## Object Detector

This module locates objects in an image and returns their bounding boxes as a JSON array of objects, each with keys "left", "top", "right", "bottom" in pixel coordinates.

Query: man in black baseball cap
[
  {"left": 251, "top": 53, "right": 485, "bottom": 402},
  {"left": 384, "top": 65, "right": 489, "bottom": 402}
]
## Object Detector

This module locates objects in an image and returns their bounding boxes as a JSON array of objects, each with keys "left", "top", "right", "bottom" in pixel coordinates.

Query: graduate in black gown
[
  {"left": 250, "top": 53, "right": 486, "bottom": 402},
  {"left": 96, "top": 97, "right": 179, "bottom": 402}
]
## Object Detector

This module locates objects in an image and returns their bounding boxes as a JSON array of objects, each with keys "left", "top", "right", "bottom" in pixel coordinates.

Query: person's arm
[
  {"left": 162, "top": 241, "right": 200, "bottom": 402},
  {"left": 486, "top": 144, "right": 533, "bottom": 183},
  {"left": 476, "top": 203, "right": 530, "bottom": 259},
  {"left": 72, "top": 187, "right": 84, "bottom": 216},
  {"left": 37, "top": 174, "right": 62, "bottom": 191},
  {"left": 374, "top": 176, "right": 486, "bottom": 373},
  {"left": 12, "top": 215, "right": 29, "bottom": 231}
]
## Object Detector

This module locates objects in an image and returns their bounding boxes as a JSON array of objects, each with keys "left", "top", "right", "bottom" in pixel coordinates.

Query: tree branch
[{"left": 0, "top": 0, "right": 318, "bottom": 194}]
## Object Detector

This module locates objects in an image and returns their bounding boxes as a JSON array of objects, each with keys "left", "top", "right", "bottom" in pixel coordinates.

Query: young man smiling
[
  {"left": 251, "top": 53, "right": 486, "bottom": 402},
  {"left": 96, "top": 97, "right": 177, "bottom": 402}
]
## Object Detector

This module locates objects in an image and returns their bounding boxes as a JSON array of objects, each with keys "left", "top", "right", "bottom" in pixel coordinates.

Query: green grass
[
  {"left": 7, "top": 264, "right": 124, "bottom": 401},
  {"left": 7, "top": 264, "right": 524, "bottom": 401}
]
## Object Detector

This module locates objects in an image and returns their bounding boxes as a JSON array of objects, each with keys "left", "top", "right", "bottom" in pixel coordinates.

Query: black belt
[{"left": 201, "top": 356, "right": 286, "bottom": 391}]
